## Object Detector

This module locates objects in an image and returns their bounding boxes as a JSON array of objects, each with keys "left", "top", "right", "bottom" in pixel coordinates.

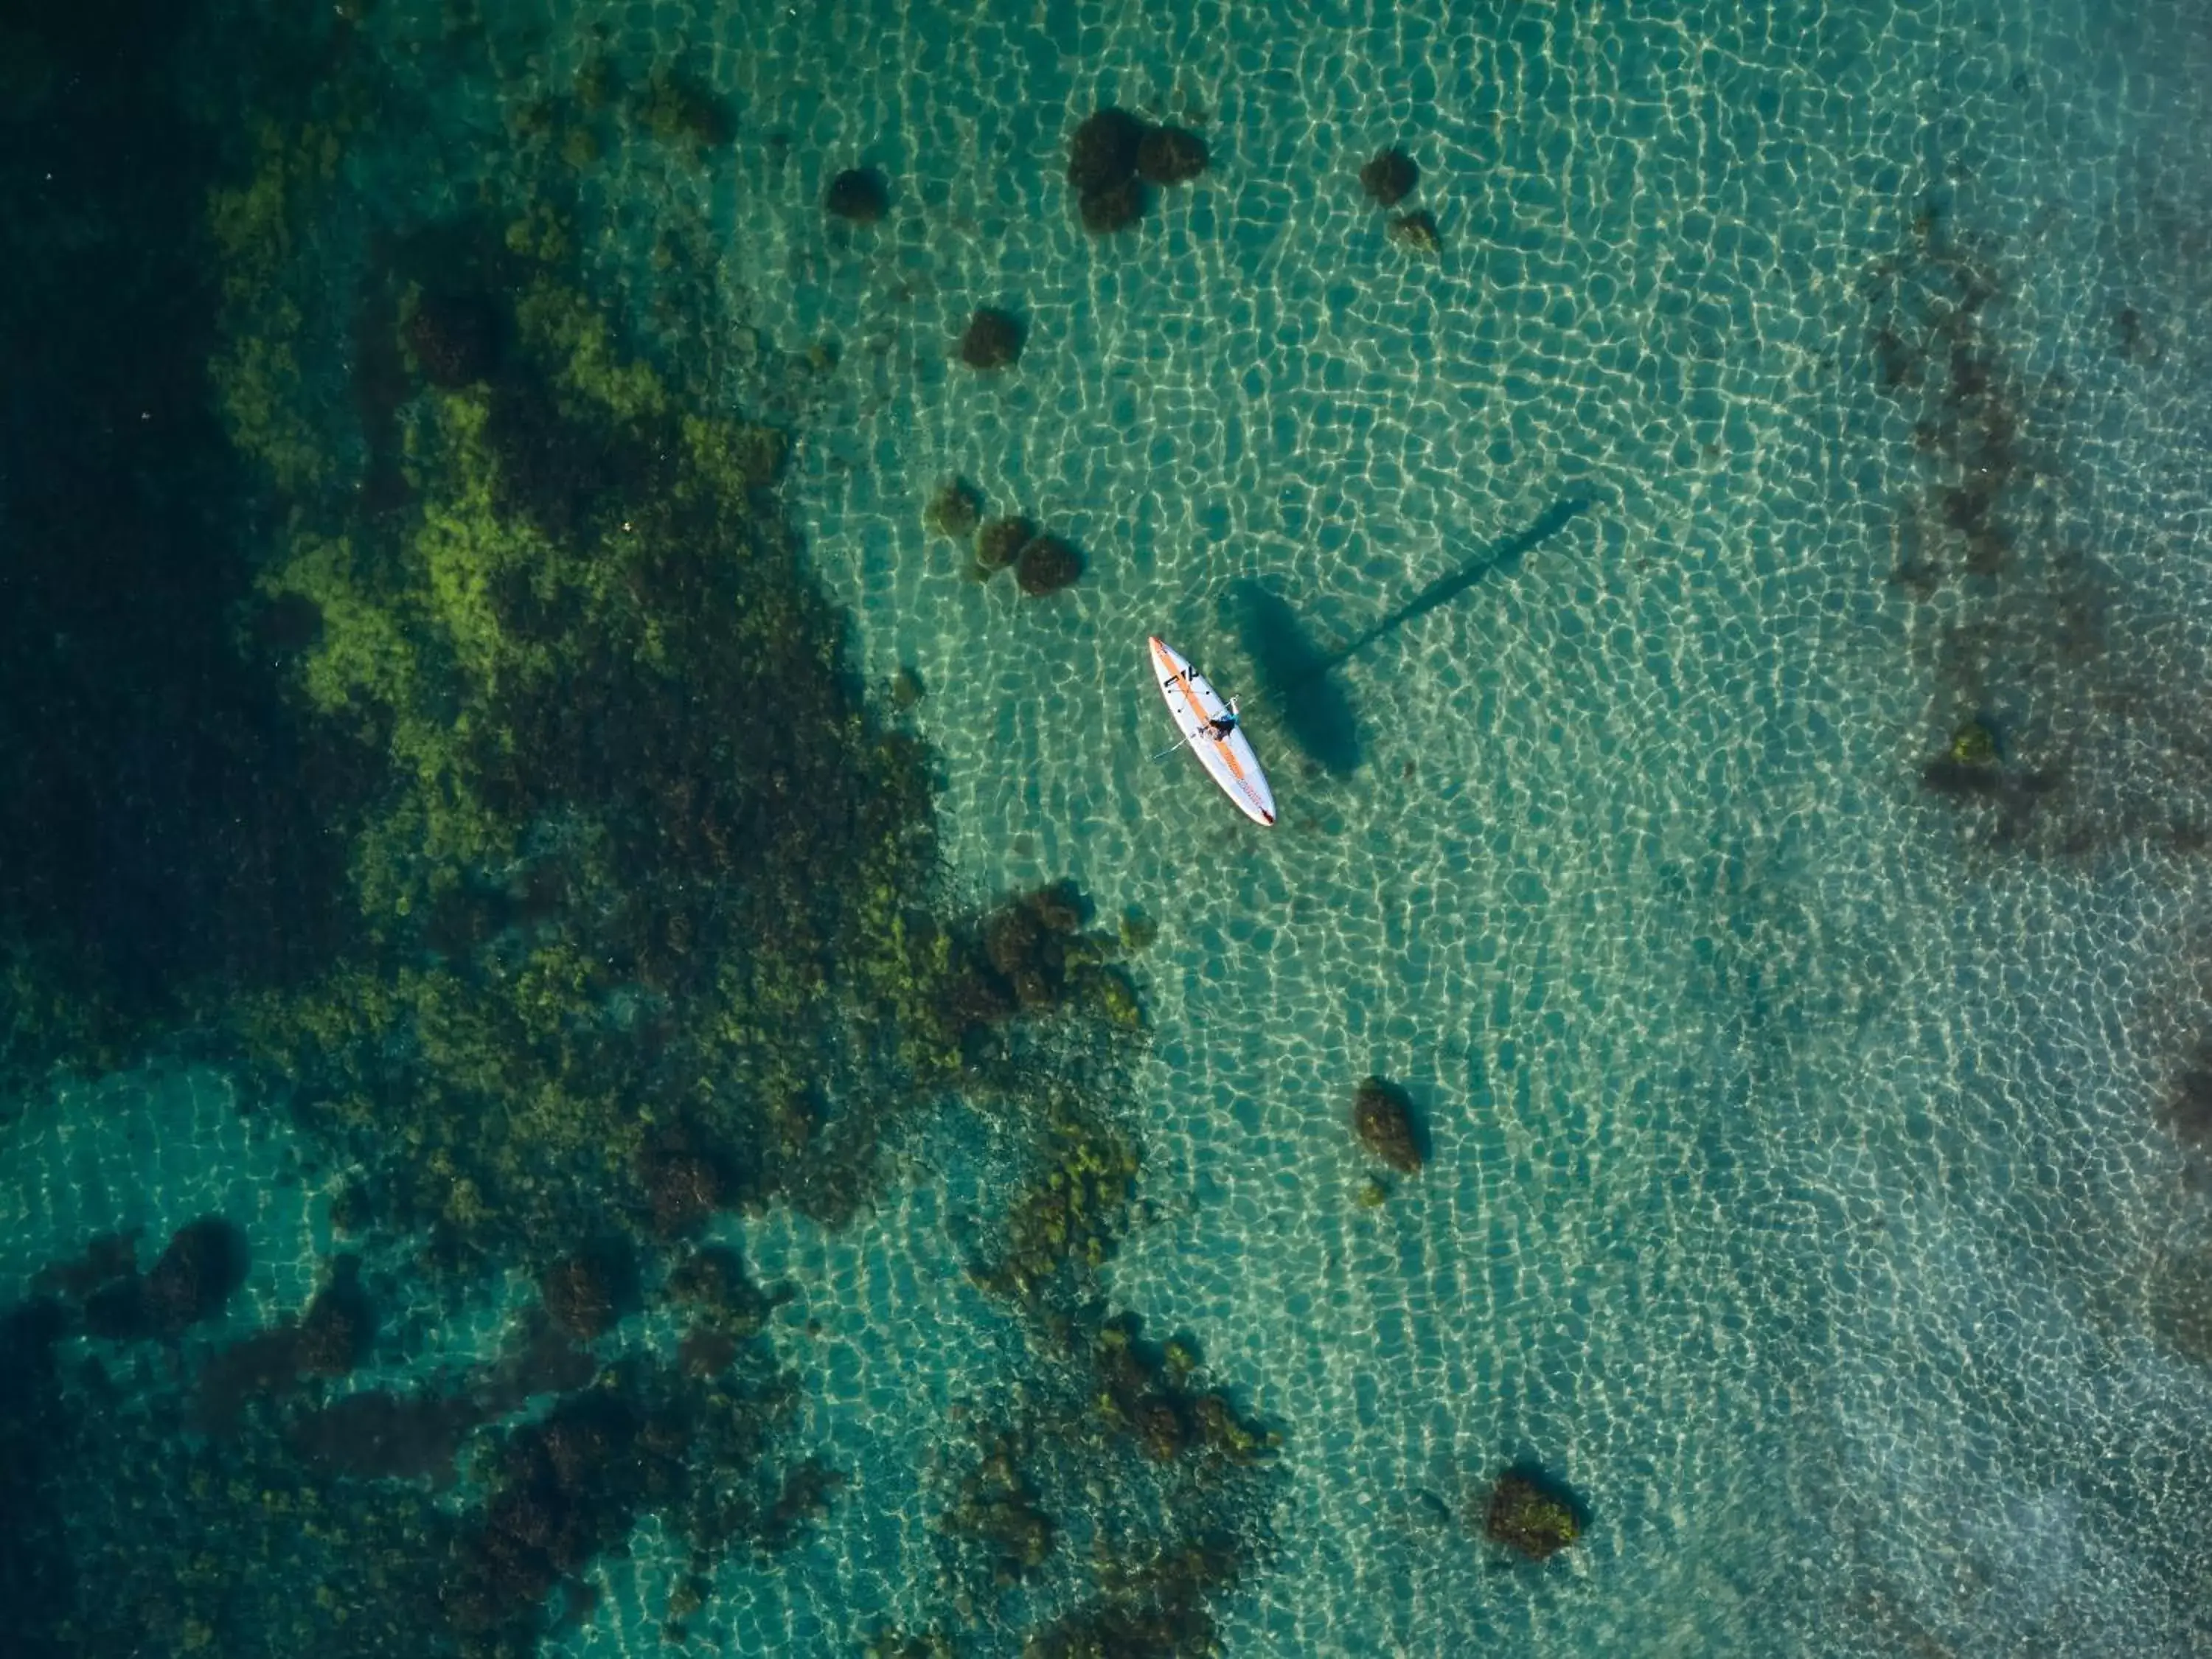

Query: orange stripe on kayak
[{"left": 1153, "top": 639, "right": 1272, "bottom": 822}]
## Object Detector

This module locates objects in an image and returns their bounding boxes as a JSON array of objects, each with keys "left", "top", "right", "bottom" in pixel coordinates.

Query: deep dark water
[{"left": 0, "top": 0, "right": 361, "bottom": 1092}]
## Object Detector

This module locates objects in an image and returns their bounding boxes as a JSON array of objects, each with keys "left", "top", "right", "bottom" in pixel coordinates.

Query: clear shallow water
[{"left": 11, "top": 0, "right": 2212, "bottom": 1654}]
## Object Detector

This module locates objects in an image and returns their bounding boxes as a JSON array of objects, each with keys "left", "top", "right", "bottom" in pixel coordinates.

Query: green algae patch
[
  {"left": 928, "top": 1303, "right": 1283, "bottom": 1657},
  {"left": 224, "top": 220, "right": 1161, "bottom": 1278},
  {"left": 206, "top": 116, "right": 357, "bottom": 495},
  {"left": 173, "top": 74, "right": 1284, "bottom": 1659},
  {"left": 232, "top": 257, "right": 952, "bottom": 1263},
  {"left": 970, "top": 1112, "right": 1140, "bottom": 1300}
]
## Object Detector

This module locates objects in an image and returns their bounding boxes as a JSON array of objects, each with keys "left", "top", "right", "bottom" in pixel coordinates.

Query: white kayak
[{"left": 1148, "top": 636, "right": 1277, "bottom": 827}]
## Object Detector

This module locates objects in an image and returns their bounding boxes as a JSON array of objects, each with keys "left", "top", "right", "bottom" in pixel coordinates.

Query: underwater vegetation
[
  {"left": 961, "top": 512, "right": 1088, "bottom": 595},
  {"left": 1, "top": 12, "right": 1285, "bottom": 1655},
  {"left": 2165, "top": 1043, "right": 2212, "bottom": 1161},
  {"left": 928, "top": 1301, "right": 1281, "bottom": 1655},
  {"left": 218, "top": 211, "right": 1015, "bottom": 1265},
  {"left": 629, "top": 65, "right": 732, "bottom": 156},
  {"left": 937, "top": 1037, "right": 1279, "bottom": 1655},
  {"left": 1016, "top": 535, "right": 1086, "bottom": 597},
  {"left": 977, "top": 515, "right": 1037, "bottom": 573},
  {"left": 940, "top": 1430, "right": 1059, "bottom": 1583},
  {"left": 970, "top": 1110, "right": 1141, "bottom": 1300},
  {"left": 1478, "top": 1467, "right": 1585, "bottom": 1560},
  {"left": 4, "top": 1209, "right": 808, "bottom": 1658},
  {"left": 1351, "top": 1074, "right": 1426, "bottom": 1174},
  {"left": 925, "top": 477, "right": 986, "bottom": 540},
  {"left": 1387, "top": 209, "right": 1443, "bottom": 257},
  {"left": 1856, "top": 194, "right": 2212, "bottom": 857},
  {"left": 38, "top": 1215, "right": 254, "bottom": 1344}
]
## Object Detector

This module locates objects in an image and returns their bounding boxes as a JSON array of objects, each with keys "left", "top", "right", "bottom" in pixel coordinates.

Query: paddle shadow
[{"left": 1231, "top": 495, "right": 1593, "bottom": 777}]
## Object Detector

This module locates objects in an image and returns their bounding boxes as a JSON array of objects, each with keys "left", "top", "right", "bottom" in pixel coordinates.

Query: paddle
[{"left": 1151, "top": 697, "right": 1239, "bottom": 762}]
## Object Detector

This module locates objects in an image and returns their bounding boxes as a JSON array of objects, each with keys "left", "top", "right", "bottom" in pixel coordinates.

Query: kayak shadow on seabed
[{"left": 1225, "top": 494, "right": 1593, "bottom": 776}]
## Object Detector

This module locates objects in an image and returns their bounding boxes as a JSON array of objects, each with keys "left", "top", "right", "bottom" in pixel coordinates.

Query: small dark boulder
[
  {"left": 975, "top": 516, "right": 1034, "bottom": 572},
  {"left": 1947, "top": 720, "right": 2000, "bottom": 768},
  {"left": 925, "top": 477, "right": 984, "bottom": 539},
  {"left": 824, "top": 166, "right": 891, "bottom": 224},
  {"left": 1352, "top": 1076, "right": 1425, "bottom": 1173},
  {"left": 959, "top": 307, "right": 1024, "bottom": 371},
  {"left": 1481, "top": 1470, "right": 1582, "bottom": 1560},
  {"left": 1015, "top": 535, "right": 1084, "bottom": 596},
  {"left": 1137, "top": 125, "right": 1208, "bottom": 185},
  {"left": 1387, "top": 209, "right": 1442, "bottom": 255},
  {"left": 1360, "top": 146, "right": 1419, "bottom": 206},
  {"left": 633, "top": 67, "right": 732, "bottom": 151},
  {"left": 1079, "top": 176, "right": 1144, "bottom": 234},
  {"left": 1068, "top": 107, "right": 1146, "bottom": 193}
]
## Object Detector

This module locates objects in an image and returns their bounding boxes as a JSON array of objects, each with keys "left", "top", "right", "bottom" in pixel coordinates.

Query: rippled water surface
[{"left": 10, "top": 1, "right": 2212, "bottom": 1655}]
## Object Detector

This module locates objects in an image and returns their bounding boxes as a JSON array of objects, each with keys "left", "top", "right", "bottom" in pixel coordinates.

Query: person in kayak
[{"left": 1206, "top": 698, "right": 1240, "bottom": 741}]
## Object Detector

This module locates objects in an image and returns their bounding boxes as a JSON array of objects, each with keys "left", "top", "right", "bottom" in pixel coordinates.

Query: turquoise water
[{"left": 9, "top": 0, "right": 2212, "bottom": 1653}]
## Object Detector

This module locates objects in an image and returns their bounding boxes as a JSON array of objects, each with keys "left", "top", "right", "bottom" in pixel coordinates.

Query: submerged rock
[
  {"left": 142, "top": 1217, "right": 249, "bottom": 1336},
  {"left": 1079, "top": 175, "right": 1144, "bottom": 235},
  {"left": 975, "top": 515, "right": 1034, "bottom": 573},
  {"left": 959, "top": 307, "right": 1024, "bottom": 370},
  {"left": 1015, "top": 534, "right": 1083, "bottom": 596},
  {"left": 824, "top": 167, "right": 890, "bottom": 224},
  {"left": 294, "top": 1257, "right": 375, "bottom": 1377},
  {"left": 1948, "top": 720, "right": 2000, "bottom": 767},
  {"left": 924, "top": 477, "right": 984, "bottom": 539},
  {"left": 1067, "top": 108, "right": 1147, "bottom": 194},
  {"left": 1481, "top": 1470, "right": 1582, "bottom": 1559},
  {"left": 631, "top": 67, "right": 732, "bottom": 152},
  {"left": 1360, "top": 146, "right": 1419, "bottom": 206},
  {"left": 1387, "top": 209, "right": 1442, "bottom": 256},
  {"left": 1137, "top": 125, "right": 1208, "bottom": 185},
  {"left": 1351, "top": 1075, "right": 1424, "bottom": 1173},
  {"left": 539, "top": 1242, "right": 634, "bottom": 1340}
]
